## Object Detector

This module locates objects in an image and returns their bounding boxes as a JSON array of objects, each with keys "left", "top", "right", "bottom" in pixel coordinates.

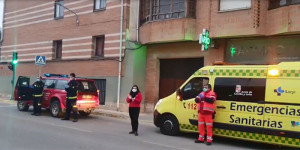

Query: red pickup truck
[{"left": 14, "top": 74, "right": 99, "bottom": 117}]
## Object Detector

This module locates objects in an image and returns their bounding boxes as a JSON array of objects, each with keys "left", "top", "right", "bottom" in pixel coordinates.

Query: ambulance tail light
[{"left": 268, "top": 69, "right": 279, "bottom": 76}]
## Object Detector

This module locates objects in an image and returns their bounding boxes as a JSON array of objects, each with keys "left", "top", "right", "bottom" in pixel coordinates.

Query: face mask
[
  {"left": 203, "top": 88, "right": 208, "bottom": 92},
  {"left": 132, "top": 89, "right": 137, "bottom": 92},
  {"left": 70, "top": 77, "right": 73, "bottom": 80}
]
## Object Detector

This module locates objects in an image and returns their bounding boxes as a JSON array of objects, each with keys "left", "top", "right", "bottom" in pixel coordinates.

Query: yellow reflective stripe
[
  {"left": 73, "top": 105, "right": 77, "bottom": 108},
  {"left": 67, "top": 96, "right": 77, "bottom": 99},
  {"left": 38, "top": 103, "right": 41, "bottom": 106},
  {"left": 33, "top": 94, "right": 42, "bottom": 97}
]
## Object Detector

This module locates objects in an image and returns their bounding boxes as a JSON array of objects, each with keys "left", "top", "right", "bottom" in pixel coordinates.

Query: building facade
[
  {"left": 1, "top": 0, "right": 300, "bottom": 113},
  {"left": 0, "top": 0, "right": 148, "bottom": 112},
  {"left": 126, "top": 0, "right": 300, "bottom": 112}
]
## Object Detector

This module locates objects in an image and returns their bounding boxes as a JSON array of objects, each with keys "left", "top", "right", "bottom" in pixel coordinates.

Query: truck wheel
[
  {"left": 17, "top": 101, "right": 29, "bottom": 111},
  {"left": 79, "top": 110, "right": 91, "bottom": 117},
  {"left": 50, "top": 101, "right": 62, "bottom": 118},
  {"left": 160, "top": 115, "right": 179, "bottom": 136}
]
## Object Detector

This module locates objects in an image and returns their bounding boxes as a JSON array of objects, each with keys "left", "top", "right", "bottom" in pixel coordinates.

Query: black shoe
[
  {"left": 129, "top": 131, "right": 135, "bottom": 134},
  {"left": 61, "top": 118, "right": 69, "bottom": 120},
  {"left": 72, "top": 119, "right": 78, "bottom": 122},
  {"left": 206, "top": 142, "right": 212, "bottom": 146},
  {"left": 35, "top": 113, "right": 41, "bottom": 116},
  {"left": 31, "top": 113, "right": 36, "bottom": 116},
  {"left": 195, "top": 140, "right": 204, "bottom": 143},
  {"left": 134, "top": 132, "right": 138, "bottom": 136}
]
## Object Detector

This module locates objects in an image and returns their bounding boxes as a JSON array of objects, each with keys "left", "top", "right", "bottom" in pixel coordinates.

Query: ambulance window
[
  {"left": 214, "top": 78, "right": 266, "bottom": 102},
  {"left": 55, "top": 80, "right": 68, "bottom": 90},
  {"left": 44, "top": 79, "right": 56, "bottom": 89},
  {"left": 182, "top": 77, "right": 209, "bottom": 100}
]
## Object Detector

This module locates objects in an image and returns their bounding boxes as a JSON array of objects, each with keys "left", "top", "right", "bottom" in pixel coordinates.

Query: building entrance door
[{"left": 159, "top": 58, "right": 204, "bottom": 99}]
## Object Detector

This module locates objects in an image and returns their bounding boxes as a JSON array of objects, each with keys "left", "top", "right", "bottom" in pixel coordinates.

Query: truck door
[
  {"left": 42, "top": 79, "right": 56, "bottom": 107},
  {"left": 176, "top": 77, "right": 209, "bottom": 131},
  {"left": 14, "top": 76, "right": 32, "bottom": 100}
]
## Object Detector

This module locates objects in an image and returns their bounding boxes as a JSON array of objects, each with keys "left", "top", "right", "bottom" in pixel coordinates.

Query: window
[
  {"left": 181, "top": 77, "right": 209, "bottom": 100},
  {"left": 55, "top": 80, "right": 68, "bottom": 90},
  {"left": 140, "top": 0, "right": 196, "bottom": 25},
  {"left": 269, "top": 0, "right": 300, "bottom": 9},
  {"left": 53, "top": 40, "right": 62, "bottom": 60},
  {"left": 78, "top": 81, "right": 98, "bottom": 92},
  {"left": 44, "top": 79, "right": 56, "bottom": 89},
  {"left": 214, "top": 78, "right": 266, "bottom": 102},
  {"left": 93, "top": 36, "right": 105, "bottom": 57},
  {"left": 219, "top": 0, "right": 251, "bottom": 11},
  {"left": 94, "top": 0, "right": 106, "bottom": 11},
  {"left": 54, "top": 0, "right": 64, "bottom": 19}
]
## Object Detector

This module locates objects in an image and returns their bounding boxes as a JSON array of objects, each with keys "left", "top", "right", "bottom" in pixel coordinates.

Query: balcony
[{"left": 139, "top": 0, "right": 196, "bottom": 44}]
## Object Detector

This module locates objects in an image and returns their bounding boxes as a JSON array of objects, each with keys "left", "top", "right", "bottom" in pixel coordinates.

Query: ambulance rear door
[{"left": 264, "top": 75, "right": 300, "bottom": 146}]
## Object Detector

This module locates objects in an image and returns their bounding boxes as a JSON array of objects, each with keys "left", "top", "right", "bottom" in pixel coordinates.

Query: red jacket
[
  {"left": 126, "top": 92, "right": 142, "bottom": 108},
  {"left": 196, "top": 90, "right": 216, "bottom": 114}
]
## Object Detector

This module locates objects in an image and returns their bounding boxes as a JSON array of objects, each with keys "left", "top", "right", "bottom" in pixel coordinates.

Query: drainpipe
[
  {"left": 0, "top": 0, "right": 6, "bottom": 43},
  {"left": 136, "top": 0, "right": 140, "bottom": 42},
  {"left": 117, "top": 0, "right": 124, "bottom": 111}
]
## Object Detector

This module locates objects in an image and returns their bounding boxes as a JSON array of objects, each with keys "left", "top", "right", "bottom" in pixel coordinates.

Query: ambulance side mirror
[{"left": 176, "top": 89, "right": 183, "bottom": 101}]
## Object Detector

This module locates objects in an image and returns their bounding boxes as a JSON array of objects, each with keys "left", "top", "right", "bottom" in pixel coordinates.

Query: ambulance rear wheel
[
  {"left": 160, "top": 115, "right": 179, "bottom": 136},
  {"left": 17, "top": 101, "right": 29, "bottom": 111}
]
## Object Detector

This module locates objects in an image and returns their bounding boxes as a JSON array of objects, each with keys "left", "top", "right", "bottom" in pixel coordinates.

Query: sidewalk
[
  {"left": 0, "top": 97, "right": 153, "bottom": 124},
  {"left": 92, "top": 109, "right": 153, "bottom": 124}
]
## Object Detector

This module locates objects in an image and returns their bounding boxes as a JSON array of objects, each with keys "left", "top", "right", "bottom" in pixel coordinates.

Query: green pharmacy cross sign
[{"left": 199, "top": 29, "right": 211, "bottom": 51}]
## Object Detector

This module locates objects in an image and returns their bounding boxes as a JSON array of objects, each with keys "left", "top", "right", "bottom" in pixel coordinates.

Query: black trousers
[
  {"left": 65, "top": 99, "right": 78, "bottom": 119},
  {"left": 129, "top": 107, "right": 140, "bottom": 132},
  {"left": 33, "top": 96, "right": 42, "bottom": 114}
]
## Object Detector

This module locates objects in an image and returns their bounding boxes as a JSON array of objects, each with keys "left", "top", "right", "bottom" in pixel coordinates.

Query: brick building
[
  {"left": 0, "top": 0, "right": 145, "bottom": 112},
  {"left": 127, "top": 0, "right": 300, "bottom": 112}
]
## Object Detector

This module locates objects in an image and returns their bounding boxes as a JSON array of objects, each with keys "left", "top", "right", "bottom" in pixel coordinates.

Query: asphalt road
[{"left": 0, "top": 101, "right": 293, "bottom": 150}]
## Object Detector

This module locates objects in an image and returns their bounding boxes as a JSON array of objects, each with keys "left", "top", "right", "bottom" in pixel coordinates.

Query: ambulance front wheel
[{"left": 160, "top": 115, "right": 179, "bottom": 136}]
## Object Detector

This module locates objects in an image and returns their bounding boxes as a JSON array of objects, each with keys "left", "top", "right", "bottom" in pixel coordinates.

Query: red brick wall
[
  {"left": 139, "top": 0, "right": 300, "bottom": 44},
  {"left": 1, "top": 0, "right": 129, "bottom": 77}
]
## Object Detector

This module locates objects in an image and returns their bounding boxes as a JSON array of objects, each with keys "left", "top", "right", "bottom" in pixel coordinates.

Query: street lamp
[{"left": 55, "top": 2, "right": 79, "bottom": 26}]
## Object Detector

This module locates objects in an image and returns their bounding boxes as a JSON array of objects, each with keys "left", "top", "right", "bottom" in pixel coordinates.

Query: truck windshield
[{"left": 78, "top": 81, "right": 97, "bottom": 92}]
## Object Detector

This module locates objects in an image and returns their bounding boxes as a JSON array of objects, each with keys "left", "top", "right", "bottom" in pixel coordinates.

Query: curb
[
  {"left": 92, "top": 111, "right": 128, "bottom": 119},
  {"left": 91, "top": 110, "right": 153, "bottom": 124}
]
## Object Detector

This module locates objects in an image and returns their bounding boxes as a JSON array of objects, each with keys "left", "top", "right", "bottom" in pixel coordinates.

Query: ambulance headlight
[{"left": 154, "top": 99, "right": 163, "bottom": 110}]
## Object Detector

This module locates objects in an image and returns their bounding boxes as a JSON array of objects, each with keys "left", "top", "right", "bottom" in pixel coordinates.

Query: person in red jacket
[
  {"left": 126, "top": 85, "right": 142, "bottom": 136},
  {"left": 194, "top": 84, "right": 217, "bottom": 145}
]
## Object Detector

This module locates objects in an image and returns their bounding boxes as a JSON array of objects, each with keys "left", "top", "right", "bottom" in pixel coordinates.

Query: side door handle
[{"left": 217, "top": 106, "right": 226, "bottom": 109}]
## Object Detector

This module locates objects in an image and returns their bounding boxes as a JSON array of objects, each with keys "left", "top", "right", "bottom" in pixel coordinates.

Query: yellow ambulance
[{"left": 153, "top": 62, "right": 300, "bottom": 148}]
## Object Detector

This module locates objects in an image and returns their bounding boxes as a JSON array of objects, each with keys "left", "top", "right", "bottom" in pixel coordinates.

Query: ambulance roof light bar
[{"left": 268, "top": 69, "right": 279, "bottom": 76}]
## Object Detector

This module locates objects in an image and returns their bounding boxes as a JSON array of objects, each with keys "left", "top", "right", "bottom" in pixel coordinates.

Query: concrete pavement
[
  {"left": 0, "top": 99, "right": 295, "bottom": 150},
  {"left": 0, "top": 100, "right": 283, "bottom": 150}
]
